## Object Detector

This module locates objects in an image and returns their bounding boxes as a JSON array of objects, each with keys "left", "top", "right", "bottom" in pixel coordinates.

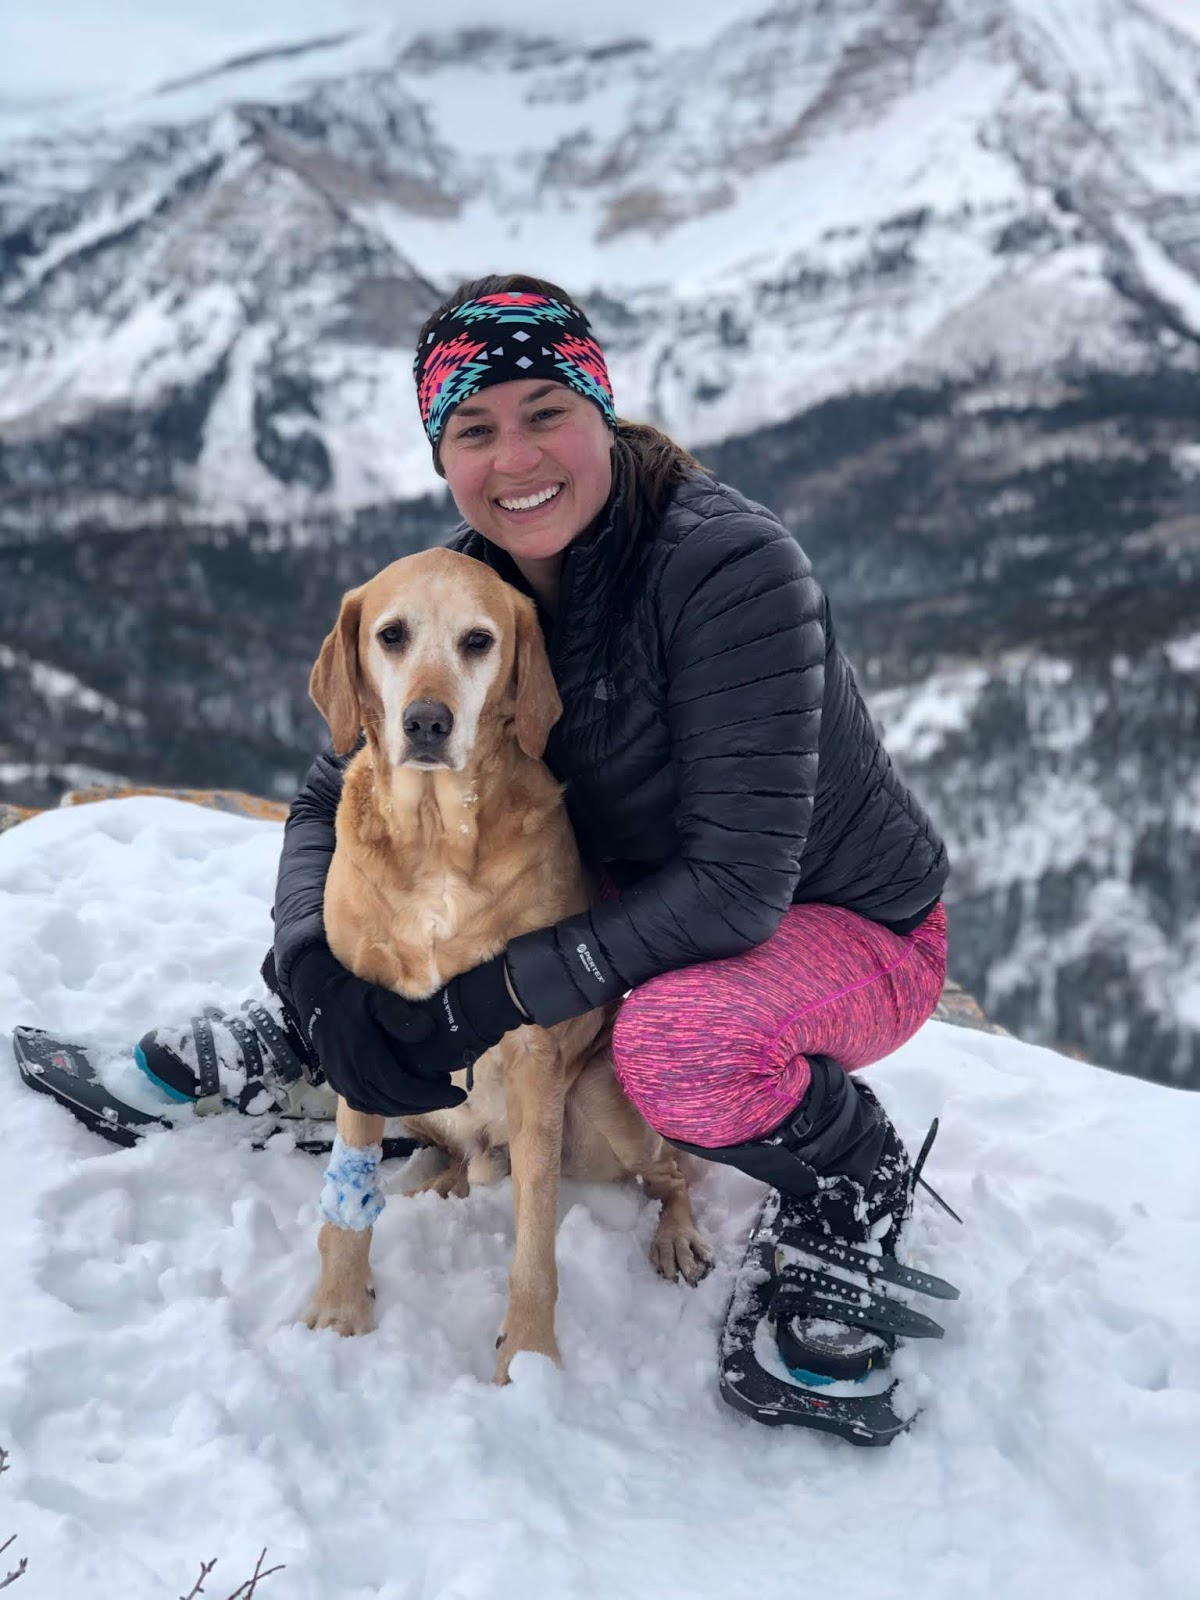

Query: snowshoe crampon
[
  {"left": 718, "top": 1189, "right": 960, "bottom": 1446},
  {"left": 11, "top": 1026, "right": 420, "bottom": 1159}
]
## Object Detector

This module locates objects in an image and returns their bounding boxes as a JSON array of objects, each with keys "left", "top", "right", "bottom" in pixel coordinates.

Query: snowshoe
[
  {"left": 717, "top": 1116, "right": 961, "bottom": 1446},
  {"left": 11, "top": 1025, "right": 421, "bottom": 1159}
]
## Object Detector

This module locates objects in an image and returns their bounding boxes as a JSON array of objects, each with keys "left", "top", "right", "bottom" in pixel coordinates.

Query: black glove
[
  {"left": 287, "top": 943, "right": 468, "bottom": 1118},
  {"left": 405, "top": 953, "right": 530, "bottom": 1081}
]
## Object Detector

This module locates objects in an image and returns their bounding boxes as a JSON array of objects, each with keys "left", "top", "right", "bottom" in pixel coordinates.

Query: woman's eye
[
  {"left": 532, "top": 408, "right": 564, "bottom": 423},
  {"left": 379, "top": 623, "right": 407, "bottom": 649},
  {"left": 461, "top": 630, "right": 494, "bottom": 655},
  {"left": 456, "top": 424, "right": 488, "bottom": 440}
]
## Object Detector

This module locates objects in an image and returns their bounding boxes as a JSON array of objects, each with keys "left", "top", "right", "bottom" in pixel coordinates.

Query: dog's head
[{"left": 309, "top": 548, "right": 561, "bottom": 772}]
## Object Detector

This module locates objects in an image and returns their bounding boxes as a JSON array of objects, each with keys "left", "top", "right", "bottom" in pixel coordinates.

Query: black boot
[{"left": 669, "top": 1057, "right": 906, "bottom": 1233}]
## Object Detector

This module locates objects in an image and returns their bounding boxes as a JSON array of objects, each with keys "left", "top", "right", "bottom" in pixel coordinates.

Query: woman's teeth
[{"left": 497, "top": 484, "right": 562, "bottom": 512}]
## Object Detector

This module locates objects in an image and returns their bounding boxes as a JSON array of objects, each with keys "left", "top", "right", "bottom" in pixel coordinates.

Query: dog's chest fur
[
  {"left": 326, "top": 756, "right": 571, "bottom": 995},
  {"left": 400, "top": 850, "right": 491, "bottom": 994}
]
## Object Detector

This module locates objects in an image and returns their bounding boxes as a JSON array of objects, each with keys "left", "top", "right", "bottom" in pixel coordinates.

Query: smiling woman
[{"left": 121, "top": 267, "right": 954, "bottom": 1442}]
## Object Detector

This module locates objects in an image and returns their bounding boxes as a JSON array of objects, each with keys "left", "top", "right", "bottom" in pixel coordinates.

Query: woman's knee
[{"left": 610, "top": 963, "right": 814, "bottom": 1145}]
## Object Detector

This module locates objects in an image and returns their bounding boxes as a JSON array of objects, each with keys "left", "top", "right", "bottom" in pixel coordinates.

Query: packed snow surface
[{"left": 1, "top": 798, "right": 1198, "bottom": 1599}]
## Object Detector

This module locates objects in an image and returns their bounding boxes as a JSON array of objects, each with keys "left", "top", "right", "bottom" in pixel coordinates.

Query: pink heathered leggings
[{"left": 611, "top": 901, "right": 948, "bottom": 1148}]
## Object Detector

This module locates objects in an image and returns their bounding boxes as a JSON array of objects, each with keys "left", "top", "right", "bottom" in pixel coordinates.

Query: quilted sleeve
[{"left": 271, "top": 745, "right": 353, "bottom": 994}]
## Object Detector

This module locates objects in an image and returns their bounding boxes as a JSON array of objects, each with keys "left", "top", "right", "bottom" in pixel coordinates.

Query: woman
[{"left": 138, "top": 274, "right": 950, "bottom": 1424}]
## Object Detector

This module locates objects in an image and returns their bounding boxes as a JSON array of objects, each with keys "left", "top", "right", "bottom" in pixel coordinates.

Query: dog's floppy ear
[
  {"left": 310, "top": 587, "right": 365, "bottom": 755},
  {"left": 513, "top": 596, "right": 562, "bottom": 760}
]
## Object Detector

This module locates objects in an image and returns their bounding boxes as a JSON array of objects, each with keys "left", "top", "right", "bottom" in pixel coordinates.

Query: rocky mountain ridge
[
  {"left": 5, "top": 0, "right": 1200, "bottom": 522},
  {"left": 2, "top": 0, "right": 1199, "bottom": 1084}
]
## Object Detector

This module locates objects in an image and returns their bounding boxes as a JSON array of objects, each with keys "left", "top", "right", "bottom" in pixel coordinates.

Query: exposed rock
[
  {"left": 933, "top": 979, "right": 1009, "bottom": 1038},
  {"left": 57, "top": 784, "right": 290, "bottom": 822}
]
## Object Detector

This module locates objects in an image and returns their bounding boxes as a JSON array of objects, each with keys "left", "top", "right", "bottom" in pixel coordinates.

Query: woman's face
[{"left": 437, "top": 379, "right": 614, "bottom": 563}]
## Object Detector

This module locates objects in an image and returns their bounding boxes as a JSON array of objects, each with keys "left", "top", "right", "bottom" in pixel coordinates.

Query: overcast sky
[
  {"left": 3, "top": 0, "right": 1200, "bottom": 111},
  {"left": 0, "top": 0, "right": 746, "bottom": 109}
]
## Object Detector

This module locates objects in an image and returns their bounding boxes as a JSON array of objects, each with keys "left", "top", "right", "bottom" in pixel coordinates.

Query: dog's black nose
[{"left": 403, "top": 699, "right": 454, "bottom": 750}]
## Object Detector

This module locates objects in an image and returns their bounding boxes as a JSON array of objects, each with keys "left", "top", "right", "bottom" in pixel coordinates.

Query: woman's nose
[{"left": 492, "top": 428, "right": 542, "bottom": 476}]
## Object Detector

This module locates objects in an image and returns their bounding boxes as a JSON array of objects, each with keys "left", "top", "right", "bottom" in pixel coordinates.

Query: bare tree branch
[
  {"left": 0, "top": 1548, "right": 27, "bottom": 1591},
  {"left": 179, "top": 1557, "right": 218, "bottom": 1599},
  {"left": 223, "top": 1550, "right": 285, "bottom": 1599},
  {"left": 180, "top": 1551, "right": 285, "bottom": 1600},
  {"left": 0, "top": 1451, "right": 25, "bottom": 1587}
]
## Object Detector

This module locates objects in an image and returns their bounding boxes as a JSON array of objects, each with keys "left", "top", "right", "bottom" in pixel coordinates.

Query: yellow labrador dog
[{"left": 301, "top": 548, "right": 711, "bottom": 1380}]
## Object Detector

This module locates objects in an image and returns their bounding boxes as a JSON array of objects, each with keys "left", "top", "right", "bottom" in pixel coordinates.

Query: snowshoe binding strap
[
  {"left": 772, "top": 1270, "right": 948, "bottom": 1342},
  {"left": 189, "top": 1013, "right": 223, "bottom": 1100},
  {"left": 222, "top": 1010, "right": 265, "bottom": 1090},
  {"left": 234, "top": 1001, "right": 305, "bottom": 1086},
  {"left": 911, "top": 1117, "right": 963, "bottom": 1225},
  {"left": 192, "top": 1001, "right": 307, "bottom": 1113},
  {"left": 776, "top": 1228, "right": 960, "bottom": 1300}
]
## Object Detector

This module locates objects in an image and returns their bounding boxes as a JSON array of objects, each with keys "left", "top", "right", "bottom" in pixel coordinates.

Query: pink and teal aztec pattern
[
  {"left": 456, "top": 292, "right": 580, "bottom": 325},
  {"left": 415, "top": 291, "right": 617, "bottom": 448},
  {"left": 612, "top": 902, "right": 948, "bottom": 1147}
]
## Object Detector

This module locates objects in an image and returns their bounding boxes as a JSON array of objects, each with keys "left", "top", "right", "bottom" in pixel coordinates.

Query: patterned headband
[{"left": 414, "top": 290, "right": 617, "bottom": 451}]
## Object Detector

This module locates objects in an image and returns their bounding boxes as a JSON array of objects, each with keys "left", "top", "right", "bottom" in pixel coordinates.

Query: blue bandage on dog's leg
[{"left": 319, "top": 1134, "right": 385, "bottom": 1230}]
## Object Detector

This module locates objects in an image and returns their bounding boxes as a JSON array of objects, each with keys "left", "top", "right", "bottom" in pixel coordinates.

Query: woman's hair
[{"left": 416, "top": 272, "right": 704, "bottom": 530}]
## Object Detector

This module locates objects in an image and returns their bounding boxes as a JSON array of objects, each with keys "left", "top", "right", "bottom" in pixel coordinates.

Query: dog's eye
[
  {"left": 378, "top": 622, "right": 407, "bottom": 649},
  {"left": 461, "top": 630, "right": 494, "bottom": 655}
]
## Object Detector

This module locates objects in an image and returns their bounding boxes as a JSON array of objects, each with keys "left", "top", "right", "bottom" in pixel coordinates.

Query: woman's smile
[{"left": 494, "top": 482, "right": 564, "bottom": 515}]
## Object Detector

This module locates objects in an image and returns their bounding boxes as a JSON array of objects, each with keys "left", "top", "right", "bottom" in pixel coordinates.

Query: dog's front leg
[
  {"left": 302, "top": 1100, "right": 385, "bottom": 1337},
  {"left": 495, "top": 1032, "right": 566, "bottom": 1383}
]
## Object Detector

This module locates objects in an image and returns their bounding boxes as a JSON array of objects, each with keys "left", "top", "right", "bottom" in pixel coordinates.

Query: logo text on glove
[{"left": 575, "top": 943, "right": 606, "bottom": 985}]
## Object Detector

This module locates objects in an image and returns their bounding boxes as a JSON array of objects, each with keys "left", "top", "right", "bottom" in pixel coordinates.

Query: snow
[
  {"left": 1165, "top": 629, "right": 1200, "bottom": 672},
  {"left": 1144, "top": 0, "right": 1200, "bottom": 42},
  {"left": 1, "top": 796, "right": 1198, "bottom": 1598},
  {"left": 871, "top": 665, "right": 991, "bottom": 762},
  {"left": 0, "top": 644, "right": 144, "bottom": 727},
  {"left": 1113, "top": 214, "right": 1200, "bottom": 336}
]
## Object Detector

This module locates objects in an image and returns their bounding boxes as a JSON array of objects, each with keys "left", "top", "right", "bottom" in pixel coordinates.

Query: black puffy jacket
[{"left": 273, "top": 468, "right": 948, "bottom": 1027}]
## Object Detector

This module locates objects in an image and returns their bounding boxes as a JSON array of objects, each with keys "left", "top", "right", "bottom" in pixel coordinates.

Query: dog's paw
[
  {"left": 493, "top": 1321, "right": 562, "bottom": 1384},
  {"left": 301, "top": 1284, "right": 376, "bottom": 1338},
  {"left": 649, "top": 1221, "right": 714, "bottom": 1286},
  {"left": 405, "top": 1161, "right": 470, "bottom": 1200},
  {"left": 303, "top": 1220, "right": 376, "bottom": 1333}
]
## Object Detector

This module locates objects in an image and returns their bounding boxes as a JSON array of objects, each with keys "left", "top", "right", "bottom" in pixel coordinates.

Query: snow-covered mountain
[
  {"left": 1, "top": 797, "right": 1198, "bottom": 1600},
  {"left": 1, "top": 0, "right": 1199, "bottom": 1083},
  {"left": 4, "top": 0, "right": 1200, "bottom": 520}
]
